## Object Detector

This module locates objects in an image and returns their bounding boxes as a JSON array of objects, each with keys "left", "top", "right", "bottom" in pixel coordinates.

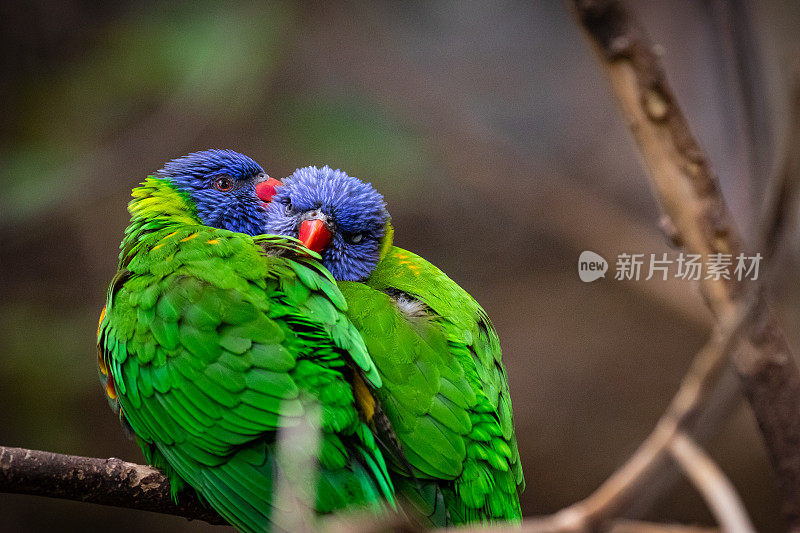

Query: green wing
[
  {"left": 98, "top": 226, "right": 392, "bottom": 532},
  {"left": 339, "top": 246, "right": 523, "bottom": 524}
]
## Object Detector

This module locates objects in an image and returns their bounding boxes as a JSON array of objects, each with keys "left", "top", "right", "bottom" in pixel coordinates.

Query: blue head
[
  {"left": 157, "top": 149, "right": 273, "bottom": 236},
  {"left": 263, "top": 166, "right": 390, "bottom": 281}
]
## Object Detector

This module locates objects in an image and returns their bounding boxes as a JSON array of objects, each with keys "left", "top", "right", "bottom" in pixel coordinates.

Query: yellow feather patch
[
  {"left": 97, "top": 306, "right": 106, "bottom": 337},
  {"left": 163, "top": 230, "right": 178, "bottom": 240},
  {"left": 397, "top": 257, "right": 421, "bottom": 275},
  {"left": 206, "top": 238, "right": 220, "bottom": 244},
  {"left": 180, "top": 233, "right": 199, "bottom": 242},
  {"left": 152, "top": 243, "right": 165, "bottom": 250},
  {"left": 105, "top": 377, "right": 117, "bottom": 400},
  {"left": 378, "top": 220, "right": 394, "bottom": 261},
  {"left": 97, "top": 350, "right": 108, "bottom": 377},
  {"left": 353, "top": 372, "right": 376, "bottom": 423},
  {"left": 97, "top": 307, "right": 109, "bottom": 377}
]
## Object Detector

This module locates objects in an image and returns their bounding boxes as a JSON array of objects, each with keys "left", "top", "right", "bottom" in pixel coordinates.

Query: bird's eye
[
  {"left": 214, "top": 176, "right": 233, "bottom": 192},
  {"left": 345, "top": 233, "right": 364, "bottom": 244},
  {"left": 284, "top": 201, "right": 293, "bottom": 215}
]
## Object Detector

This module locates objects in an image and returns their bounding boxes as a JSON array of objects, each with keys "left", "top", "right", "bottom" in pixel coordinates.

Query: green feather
[
  {"left": 99, "top": 178, "right": 394, "bottom": 532},
  {"left": 339, "top": 246, "right": 524, "bottom": 525}
]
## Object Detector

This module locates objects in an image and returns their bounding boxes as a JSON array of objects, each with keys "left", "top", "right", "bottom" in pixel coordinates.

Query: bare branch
[
  {"left": 669, "top": 433, "right": 755, "bottom": 533},
  {"left": 0, "top": 446, "right": 226, "bottom": 525},
  {"left": 1, "top": 443, "right": 723, "bottom": 533},
  {"left": 571, "top": 0, "right": 800, "bottom": 526}
]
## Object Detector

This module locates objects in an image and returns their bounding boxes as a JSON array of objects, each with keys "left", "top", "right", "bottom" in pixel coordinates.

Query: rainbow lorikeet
[
  {"left": 263, "top": 166, "right": 524, "bottom": 525},
  {"left": 96, "top": 150, "right": 394, "bottom": 532}
]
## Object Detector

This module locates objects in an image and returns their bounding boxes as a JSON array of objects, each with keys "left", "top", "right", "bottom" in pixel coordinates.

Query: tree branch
[
  {"left": 571, "top": 0, "right": 800, "bottom": 527},
  {"left": 2, "top": 444, "right": 724, "bottom": 533},
  {"left": 669, "top": 432, "right": 755, "bottom": 533},
  {"left": 0, "top": 446, "right": 226, "bottom": 526}
]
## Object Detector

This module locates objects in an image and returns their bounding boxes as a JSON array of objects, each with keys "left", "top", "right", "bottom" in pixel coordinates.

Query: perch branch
[
  {"left": 572, "top": 0, "right": 800, "bottom": 527},
  {"left": 1, "top": 443, "right": 720, "bottom": 533},
  {"left": 669, "top": 432, "right": 755, "bottom": 533},
  {"left": 0, "top": 446, "right": 226, "bottom": 525}
]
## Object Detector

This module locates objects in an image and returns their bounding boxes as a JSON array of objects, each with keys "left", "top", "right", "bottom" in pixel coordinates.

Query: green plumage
[
  {"left": 338, "top": 240, "right": 524, "bottom": 525},
  {"left": 97, "top": 178, "right": 393, "bottom": 532}
]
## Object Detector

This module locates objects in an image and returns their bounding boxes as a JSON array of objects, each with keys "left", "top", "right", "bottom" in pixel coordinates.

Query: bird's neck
[
  {"left": 119, "top": 177, "right": 200, "bottom": 267},
  {"left": 377, "top": 220, "right": 395, "bottom": 263}
]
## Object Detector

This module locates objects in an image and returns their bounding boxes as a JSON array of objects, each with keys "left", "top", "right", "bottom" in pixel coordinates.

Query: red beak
[
  {"left": 255, "top": 177, "right": 283, "bottom": 208},
  {"left": 298, "top": 219, "right": 332, "bottom": 253}
]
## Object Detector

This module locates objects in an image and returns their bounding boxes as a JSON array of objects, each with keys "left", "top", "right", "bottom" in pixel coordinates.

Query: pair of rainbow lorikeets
[{"left": 97, "top": 149, "right": 524, "bottom": 531}]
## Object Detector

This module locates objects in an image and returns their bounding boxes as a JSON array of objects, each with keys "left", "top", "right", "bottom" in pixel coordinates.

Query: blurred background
[{"left": 1, "top": 1, "right": 799, "bottom": 531}]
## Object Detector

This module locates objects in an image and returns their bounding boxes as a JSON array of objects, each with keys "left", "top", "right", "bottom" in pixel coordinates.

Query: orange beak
[
  {"left": 255, "top": 177, "right": 283, "bottom": 207},
  {"left": 298, "top": 219, "right": 332, "bottom": 253}
]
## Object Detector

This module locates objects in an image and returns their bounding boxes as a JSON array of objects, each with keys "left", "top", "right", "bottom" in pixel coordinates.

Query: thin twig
[{"left": 669, "top": 432, "right": 756, "bottom": 533}]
